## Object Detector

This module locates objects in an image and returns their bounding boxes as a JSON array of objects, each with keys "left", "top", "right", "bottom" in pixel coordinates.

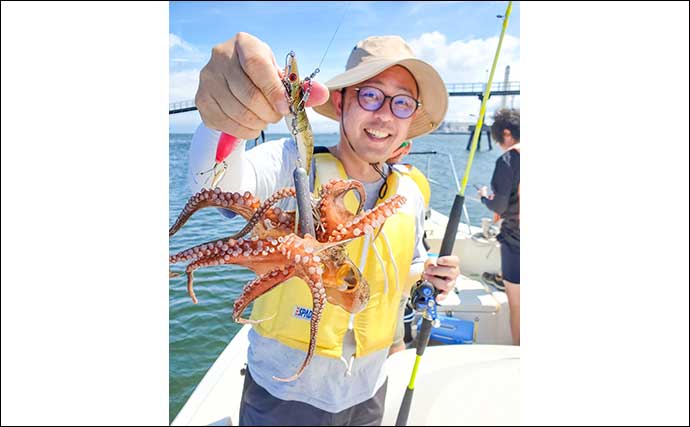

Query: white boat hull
[{"left": 172, "top": 327, "right": 520, "bottom": 426}]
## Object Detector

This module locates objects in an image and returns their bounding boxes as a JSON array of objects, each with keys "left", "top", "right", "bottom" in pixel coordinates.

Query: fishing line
[{"left": 315, "top": 2, "right": 351, "bottom": 74}]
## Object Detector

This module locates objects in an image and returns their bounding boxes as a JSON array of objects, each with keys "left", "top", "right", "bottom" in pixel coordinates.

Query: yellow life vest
[
  {"left": 249, "top": 152, "right": 417, "bottom": 359},
  {"left": 395, "top": 163, "right": 431, "bottom": 209}
]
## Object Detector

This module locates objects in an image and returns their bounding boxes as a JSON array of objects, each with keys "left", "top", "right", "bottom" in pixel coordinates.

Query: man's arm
[
  {"left": 187, "top": 124, "right": 256, "bottom": 196},
  {"left": 481, "top": 159, "right": 513, "bottom": 216},
  {"left": 187, "top": 124, "right": 300, "bottom": 219}
]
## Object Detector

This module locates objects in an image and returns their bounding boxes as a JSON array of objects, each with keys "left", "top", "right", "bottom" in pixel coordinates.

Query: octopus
[{"left": 169, "top": 179, "right": 406, "bottom": 381}]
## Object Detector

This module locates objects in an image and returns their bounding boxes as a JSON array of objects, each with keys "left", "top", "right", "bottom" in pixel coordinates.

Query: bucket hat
[{"left": 313, "top": 35, "right": 448, "bottom": 139}]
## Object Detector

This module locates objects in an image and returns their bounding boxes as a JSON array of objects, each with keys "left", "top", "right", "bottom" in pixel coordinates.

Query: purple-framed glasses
[{"left": 353, "top": 86, "right": 421, "bottom": 119}]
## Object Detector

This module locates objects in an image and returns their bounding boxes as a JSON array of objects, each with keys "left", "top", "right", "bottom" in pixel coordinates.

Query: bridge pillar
[
  {"left": 466, "top": 93, "right": 494, "bottom": 151},
  {"left": 466, "top": 124, "right": 493, "bottom": 151},
  {"left": 477, "top": 93, "right": 493, "bottom": 102}
]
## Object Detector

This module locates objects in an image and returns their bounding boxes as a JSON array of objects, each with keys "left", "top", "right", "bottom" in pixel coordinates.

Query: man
[
  {"left": 190, "top": 32, "right": 460, "bottom": 425},
  {"left": 478, "top": 108, "right": 520, "bottom": 345}
]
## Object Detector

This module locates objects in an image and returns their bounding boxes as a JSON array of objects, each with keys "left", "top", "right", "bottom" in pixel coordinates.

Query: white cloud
[
  {"left": 169, "top": 69, "right": 200, "bottom": 102},
  {"left": 169, "top": 67, "right": 202, "bottom": 133},
  {"left": 169, "top": 33, "right": 207, "bottom": 131},
  {"left": 169, "top": 33, "right": 194, "bottom": 51},
  {"left": 169, "top": 33, "right": 207, "bottom": 68},
  {"left": 408, "top": 31, "right": 520, "bottom": 122},
  {"left": 409, "top": 31, "right": 520, "bottom": 82},
  {"left": 169, "top": 34, "right": 205, "bottom": 133}
]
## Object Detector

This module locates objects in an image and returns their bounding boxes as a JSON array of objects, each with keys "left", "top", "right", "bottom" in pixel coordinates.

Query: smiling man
[{"left": 188, "top": 33, "right": 459, "bottom": 426}]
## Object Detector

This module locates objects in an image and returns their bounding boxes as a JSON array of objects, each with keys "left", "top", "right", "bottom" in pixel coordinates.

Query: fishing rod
[{"left": 395, "top": 2, "right": 513, "bottom": 425}]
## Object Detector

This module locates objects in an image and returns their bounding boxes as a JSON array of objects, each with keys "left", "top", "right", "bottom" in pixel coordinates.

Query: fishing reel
[{"left": 409, "top": 279, "right": 441, "bottom": 328}]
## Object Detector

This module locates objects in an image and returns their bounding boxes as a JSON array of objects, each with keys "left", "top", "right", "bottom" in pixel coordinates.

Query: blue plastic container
[{"left": 416, "top": 315, "right": 474, "bottom": 344}]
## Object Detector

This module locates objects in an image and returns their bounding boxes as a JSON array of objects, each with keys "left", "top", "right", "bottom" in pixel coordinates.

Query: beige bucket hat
[{"left": 313, "top": 35, "right": 448, "bottom": 140}]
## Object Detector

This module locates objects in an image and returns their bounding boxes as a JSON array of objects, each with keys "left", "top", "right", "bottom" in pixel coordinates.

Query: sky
[{"left": 169, "top": 1, "right": 520, "bottom": 133}]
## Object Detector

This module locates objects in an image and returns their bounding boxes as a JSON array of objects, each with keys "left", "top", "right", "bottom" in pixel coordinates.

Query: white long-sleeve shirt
[{"left": 186, "top": 124, "right": 428, "bottom": 412}]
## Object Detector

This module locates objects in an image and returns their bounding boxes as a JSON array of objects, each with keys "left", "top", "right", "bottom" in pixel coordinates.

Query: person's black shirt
[{"left": 481, "top": 149, "right": 520, "bottom": 248}]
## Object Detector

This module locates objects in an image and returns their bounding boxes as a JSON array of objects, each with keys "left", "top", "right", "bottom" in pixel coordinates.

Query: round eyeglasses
[{"left": 353, "top": 86, "right": 421, "bottom": 119}]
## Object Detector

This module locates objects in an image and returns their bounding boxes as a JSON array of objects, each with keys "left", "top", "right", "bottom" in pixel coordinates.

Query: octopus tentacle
[
  {"left": 232, "top": 264, "right": 296, "bottom": 323},
  {"left": 229, "top": 187, "right": 297, "bottom": 240},
  {"left": 317, "top": 179, "right": 366, "bottom": 238},
  {"left": 169, "top": 238, "right": 229, "bottom": 265},
  {"left": 261, "top": 207, "right": 297, "bottom": 237},
  {"left": 170, "top": 231, "right": 279, "bottom": 266},
  {"left": 272, "top": 246, "right": 327, "bottom": 382},
  {"left": 183, "top": 248, "right": 254, "bottom": 304},
  {"left": 180, "top": 237, "right": 291, "bottom": 303},
  {"left": 170, "top": 188, "right": 297, "bottom": 261},
  {"left": 172, "top": 236, "right": 287, "bottom": 272},
  {"left": 326, "top": 195, "right": 406, "bottom": 242},
  {"left": 183, "top": 259, "right": 206, "bottom": 304},
  {"left": 169, "top": 188, "right": 260, "bottom": 237}
]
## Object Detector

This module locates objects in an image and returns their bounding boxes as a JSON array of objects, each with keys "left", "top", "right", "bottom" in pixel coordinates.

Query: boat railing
[{"left": 405, "top": 150, "right": 473, "bottom": 234}]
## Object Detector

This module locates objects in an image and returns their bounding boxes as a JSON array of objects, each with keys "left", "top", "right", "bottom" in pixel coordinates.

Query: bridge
[
  {"left": 446, "top": 81, "right": 519, "bottom": 99},
  {"left": 169, "top": 81, "right": 520, "bottom": 114}
]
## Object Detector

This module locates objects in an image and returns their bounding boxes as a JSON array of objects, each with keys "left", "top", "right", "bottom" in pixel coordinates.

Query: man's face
[{"left": 332, "top": 66, "right": 418, "bottom": 164}]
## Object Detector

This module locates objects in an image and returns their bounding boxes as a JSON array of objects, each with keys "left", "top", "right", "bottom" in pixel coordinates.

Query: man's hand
[
  {"left": 195, "top": 32, "right": 330, "bottom": 139},
  {"left": 422, "top": 256, "right": 460, "bottom": 302},
  {"left": 477, "top": 185, "right": 490, "bottom": 199}
]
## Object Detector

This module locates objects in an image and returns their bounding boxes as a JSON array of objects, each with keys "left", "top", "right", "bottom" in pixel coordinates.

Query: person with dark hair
[{"left": 478, "top": 108, "right": 520, "bottom": 345}]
